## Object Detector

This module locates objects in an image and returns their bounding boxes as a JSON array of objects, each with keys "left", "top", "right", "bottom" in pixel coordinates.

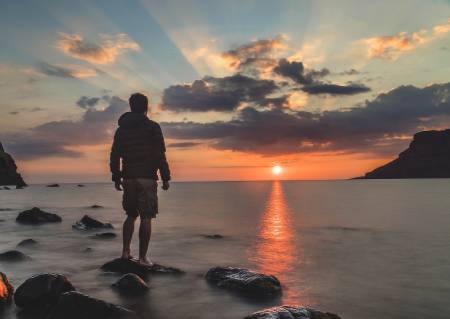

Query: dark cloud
[
  {"left": 162, "top": 83, "right": 450, "bottom": 155},
  {"left": 38, "top": 62, "right": 97, "bottom": 79},
  {"left": 168, "top": 142, "right": 200, "bottom": 148},
  {"left": 4, "top": 96, "right": 128, "bottom": 160},
  {"left": 302, "top": 83, "right": 371, "bottom": 95},
  {"left": 338, "top": 69, "right": 360, "bottom": 76},
  {"left": 161, "top": 74, "right": 278, "bottom": 112},
  {"left": 76, "top": 96, "right": 101, "bottom": 109},
  {"left": 273, "top": 59, "right": 329, "bottom": 85},
  {"left": 8, "top": 107, "right": 44, "bottom": 116}
]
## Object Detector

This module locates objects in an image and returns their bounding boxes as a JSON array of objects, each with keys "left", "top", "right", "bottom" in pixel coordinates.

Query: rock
[
  {"left": 16, "top": 184, "right": 24, "bottom": 189},
  {"left": 47, "top": 184, "right": 60, "bottom": 187},
  {"left": 14, "top": 273, "right": 75, "bottom": 312},
  {"left": 3, "top": 186, "right": 10, "bottom": 190},
  {"left": 72, "top": 215, "right": 113, "bottom": 230},
  {"left": 0, "top": 272, "right": 14, "bottom": 305},
  {"left": 83, "top": 247, "right": 93, "bottom": 253},
  {"left": 244, "top": 306, "right": 342, "bottom": 319},
  {"left": 359, "top": 129, "right": 450, "bottom": 179},
  {"left": 0, "top": 250, "right": 30, "bottom": 262},
  {"left": 0, "top": 142, "right": 27, "bottom": 187},
  {"left": 77, "top": 184, "right": 85, "bottom": 187},
  {"left": 91, "top": 232, "right": 117, "bottom": 239},
  {"left": 17, "top": 239, "right": 38, "bottom": 247},
  {"left": 101, "top": 258, "right": 184, "bottom": 277},
  {"left": 205, "top": 266, "right": 281, "bottom": 297},
  {"left": 113, "top": 273, "right": 149, "bottom": 295},
  {"left": 16, "top": 207, "right": 62, "bottom": 225},
  {"left": 48, "top": 291, "right": 134, "bottom": 319},
  {"left": 202, "top": 234, "right": 224, "bottom": 239},
  {"left": 89, "top": 204, "right": 103, "bottom": 209}
]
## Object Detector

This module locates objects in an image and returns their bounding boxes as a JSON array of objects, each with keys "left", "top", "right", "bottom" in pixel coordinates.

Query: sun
[{"left": 272, "top": 165, "right": 282, "bottom": 175}]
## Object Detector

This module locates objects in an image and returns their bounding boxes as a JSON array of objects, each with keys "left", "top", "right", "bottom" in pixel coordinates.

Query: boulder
[
  {"left": 91, "top": 232, "right": 117, "bottom": 239},
  {"left": 205, "top": 266, "right": 281, "bottom": 297},
  {"left": 113, "top": 273, "right": 148, "bottom": 295},
  {"left": 77, "top": 184, "right": 85, "bottom": 187},
  {"left": 244, "top": 306, "right": 341, "bottom": 319},
  {"left": 89, "top": 204, "right": 103, "bottom": 209},
  {"left": 3, "top": 186, "right": 10, "bottom": 190},
  {"left": 47, "top": 184, "right": 60, "bottom": 187},
  {"left": 72, "top": 215, "right": 113, "bottom": 230},
  {"left": 48, "top": 291, "right": 134, "bottom": 319},
  {"left": 16, "top": 207, "right": 62, "bottom": 225},
  {"left": 0, "top": 250, "right": 30, "bottom": 262},
  {"left": 14, "top": 273, "right": 75, "bottom": 312},
  {"left": 101, "top": 258, "right": 183, "bottom": 277},
  {"left": 0, "top": 272, "right": 14, "bottom": 304},
  {"left": 0, "top": 142, "right": 27, "bottom": 187},
  {"left": 17, "top": 239, "right": 38, "bottom": 247}
]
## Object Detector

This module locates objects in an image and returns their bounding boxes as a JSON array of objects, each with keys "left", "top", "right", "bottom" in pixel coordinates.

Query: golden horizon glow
[{"left": 272, "top": 165, "right": 282, "bottom": 176}]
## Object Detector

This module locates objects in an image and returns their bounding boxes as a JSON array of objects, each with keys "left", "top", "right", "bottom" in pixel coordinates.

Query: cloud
[
  {"left": 168, "top": 142, "right": 200, "bottom": 148},
  {"left": 161, "top": 74, "right": 278, "bottom": 112},
  {"left": 273, "top": 58, "right": 329, "bottom": 85},
  {"left": 4, "top": 96, "right": 128, "bottom": 160},
  {"left": 363, "top": 19, "right": 450, "bottom": 59},
  {"left": 39, "top": 62, "right": 98, "bottom": 78},
  {"left": 57, "top": 33, "right": 140, "bottom": 64},
  {"left": 301, "top": 83, "right": 371, "bottom": 95},
  {"left": 8, "top": 107, "right": 44, "bottom": 116},
  {"left": 75, "top": 95, "right": 110, "bottom": 109},
  {"left": 162, "top": 82, "right": 450, "bottom": 155}
]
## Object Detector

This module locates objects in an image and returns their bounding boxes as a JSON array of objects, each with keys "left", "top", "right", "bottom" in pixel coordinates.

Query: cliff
[
  {"left": 0, "top": 142, "right": 27, "bottom": 187},
  {"left": 361, "top": 129, "right": 450, "bottom": 179}
]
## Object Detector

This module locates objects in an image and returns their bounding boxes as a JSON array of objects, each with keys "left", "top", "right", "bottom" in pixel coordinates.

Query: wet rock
[
  {"left": 91, "top": 232, "right": 117, "bottom": 239},
  {"left": 101, "top": 258, "right": 184, "bottom": 277},
  {"left": 72, "top": 215, "right": 113, "bottom": 230},
  {"left": 0, "top": 272, "right": 14, "bottom": 305},
  {"left": 46, "top": 184, "right": 60, "bottom": 187},
  {"left": 16, "top": 207, "right": 62, "bottom": 225},
  {"left": 205, "top": 266, "right": 281, "bottom": 297},
  {"left": 244, "top": 306, "right": 342, "bottom": 319},
  {"left": 3, "top": 186, "right": 10, "bottom": 190},
  {"left": 89, "top": 204, "right": 103, "bottom": 209},
  {"left": 77, "top": 184, "right": 85, "bottom": 187},
  {"left": 48, "top": 291, "right": 134, "bottom": 319},
  {"left": 17, "top": 239, "right": 38, "bottom": 247},
  {"left": 0, "top": 250, "right": 30, "bottom": 262},
  {"left": 202, "top": 234, "right": 224, "bottom": 239},
  {"left": 113, "top": 273, "right": 149, "bottom": 295},
  {"left": 0, "top": 142, "right": 27, "bottom": 187},
  {"left": 16, "top": 184, "right": 24, "bottom": 189},
  {"left": 14, "top": 273, "right": 75, "bottom": 312}
]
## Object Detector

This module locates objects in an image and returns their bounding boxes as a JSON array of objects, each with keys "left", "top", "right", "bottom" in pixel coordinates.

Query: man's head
[{"left": 129, "top": 93, "right": 148, "bottom": 113}]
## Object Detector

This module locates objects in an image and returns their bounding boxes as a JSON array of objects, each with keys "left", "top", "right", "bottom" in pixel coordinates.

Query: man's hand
[
  {"left": 114, "top": 179, "right": 123, "bottom": 191},
  {"left": 162, "top": 180, "right": 170, "bottom": 191}
]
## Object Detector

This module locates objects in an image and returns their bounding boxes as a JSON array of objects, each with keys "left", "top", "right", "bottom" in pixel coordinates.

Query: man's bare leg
[
  {"left": 138, "top": 218, "right": 153, "bottom": 266},
  {"left": 122, "top": 215, "right": 136, "bottom": 259}
]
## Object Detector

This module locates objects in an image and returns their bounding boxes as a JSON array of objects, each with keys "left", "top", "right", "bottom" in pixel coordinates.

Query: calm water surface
[{"left": 0, "top": 180, "right": 449, "bottom": 318}]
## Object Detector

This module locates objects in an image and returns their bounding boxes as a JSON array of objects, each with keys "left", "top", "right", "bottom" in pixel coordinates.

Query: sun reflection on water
[{"left": 249, "top": 181, "right": 309, "bottom": 305}]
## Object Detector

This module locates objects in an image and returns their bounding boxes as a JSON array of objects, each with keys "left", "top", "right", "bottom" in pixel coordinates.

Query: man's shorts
[{"left": 122, "top": 178, "right": 158, "bottom": 219}]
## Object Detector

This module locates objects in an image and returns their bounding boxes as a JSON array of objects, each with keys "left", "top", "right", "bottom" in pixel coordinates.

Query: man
[{"left": 110, "top": 93, "right": 170, "bottom": 266}]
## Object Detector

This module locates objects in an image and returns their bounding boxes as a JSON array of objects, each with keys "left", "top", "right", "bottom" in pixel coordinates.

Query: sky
[{"left": 1, "top": 0, "right": 450, "bottom": 183}]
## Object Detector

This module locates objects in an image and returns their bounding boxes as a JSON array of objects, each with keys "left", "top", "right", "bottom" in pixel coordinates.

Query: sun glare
[{"left": 272, "top": 165, "right": 282, "bottom": 175}]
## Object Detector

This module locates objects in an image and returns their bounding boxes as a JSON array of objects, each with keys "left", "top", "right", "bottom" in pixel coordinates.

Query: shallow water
[{"left": 1, "top": 180, "right": 450, "bottom": 318}]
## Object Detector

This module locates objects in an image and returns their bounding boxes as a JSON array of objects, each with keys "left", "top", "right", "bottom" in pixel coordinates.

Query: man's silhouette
[{"left": 110, "top": 93, "right": 170, "bottom": 266}]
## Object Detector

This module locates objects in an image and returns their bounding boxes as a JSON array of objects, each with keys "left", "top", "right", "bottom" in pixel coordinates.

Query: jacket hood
[{"left": 118, "top": 112, "right": 149, "bottom": 128}]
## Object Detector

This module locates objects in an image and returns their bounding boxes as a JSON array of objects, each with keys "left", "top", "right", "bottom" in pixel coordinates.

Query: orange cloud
[
  {"left": 57, "top": 33, "right": 140, "bottom": 64},
  {"left": 363, "top": 19, "right": 450, "bottom": 60}
]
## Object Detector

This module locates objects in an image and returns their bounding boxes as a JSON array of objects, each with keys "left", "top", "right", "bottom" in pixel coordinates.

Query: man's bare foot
[
  {"left": 138, "top": 258, "right": 154, "bottom": 267},
  {"left": 121, "top": 251, "right": 134, "bottom": 259}
]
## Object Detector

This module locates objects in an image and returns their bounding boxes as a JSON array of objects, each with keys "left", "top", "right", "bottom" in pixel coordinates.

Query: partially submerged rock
[
  {"left": 0, "top": 250, "right": 30, "bottom": 262},
  {"left": 48, "top": 291, "right": 134, "bottom": 319},
  {"left": 72, "top": 215, "right": 113, "bottom": 230},
  {"left": 14, "top": 273, "right": 75, "bottom": 312},
  {"left": 101, "top": 258, "right": 184, "bottom": 277},
  {"left": 244, "top": 306, "right": 342, "bottom": 319},
  {"left": 113, "top": 273, "right": 148, "bottom": 295},
  {"left": 205, "top": 266, "right": 281, "bottom": 297},
  {"left": 0, "top": 272, "right": 14, "bottom": 305},
  {"left": 89, "top": 204, "right": 103, "bottom": 209},
  {"left": 47, "top": 184, "right": 60, "bottom": 187},
  {"left": 77, "top": 184, "right": 85, "bottom": 187},
  {"left": 201, "top": 234, "right": 224, "bottom": 239},
  {"left": 3, "top": 186, "right": 10, "bottom": 190},
  {"left": 91, "top": 232, "right": 117, "bottom": 239},
  {"left": 16, "top": 207, "right": 62, "bottom": 225},
  {"left": 17, "top": 239, "right": 38, "bottom": 247}
]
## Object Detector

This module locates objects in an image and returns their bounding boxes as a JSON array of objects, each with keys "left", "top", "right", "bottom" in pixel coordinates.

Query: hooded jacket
[{"left": 109, "top": 112, "right": 171, "bottom": 182}]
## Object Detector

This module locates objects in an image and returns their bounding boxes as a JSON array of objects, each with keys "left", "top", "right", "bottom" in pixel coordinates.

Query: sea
[{"left": 0, "top": 180, "right": 449, "bottom": 319}]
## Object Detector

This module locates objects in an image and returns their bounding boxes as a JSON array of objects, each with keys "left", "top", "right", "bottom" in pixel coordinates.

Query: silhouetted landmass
[
  {"left": 0, "top": 142, "right": 26, "bottom": 187},
  {"left": 360, "top": 129, "right": 450, "bottom": 179}
]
